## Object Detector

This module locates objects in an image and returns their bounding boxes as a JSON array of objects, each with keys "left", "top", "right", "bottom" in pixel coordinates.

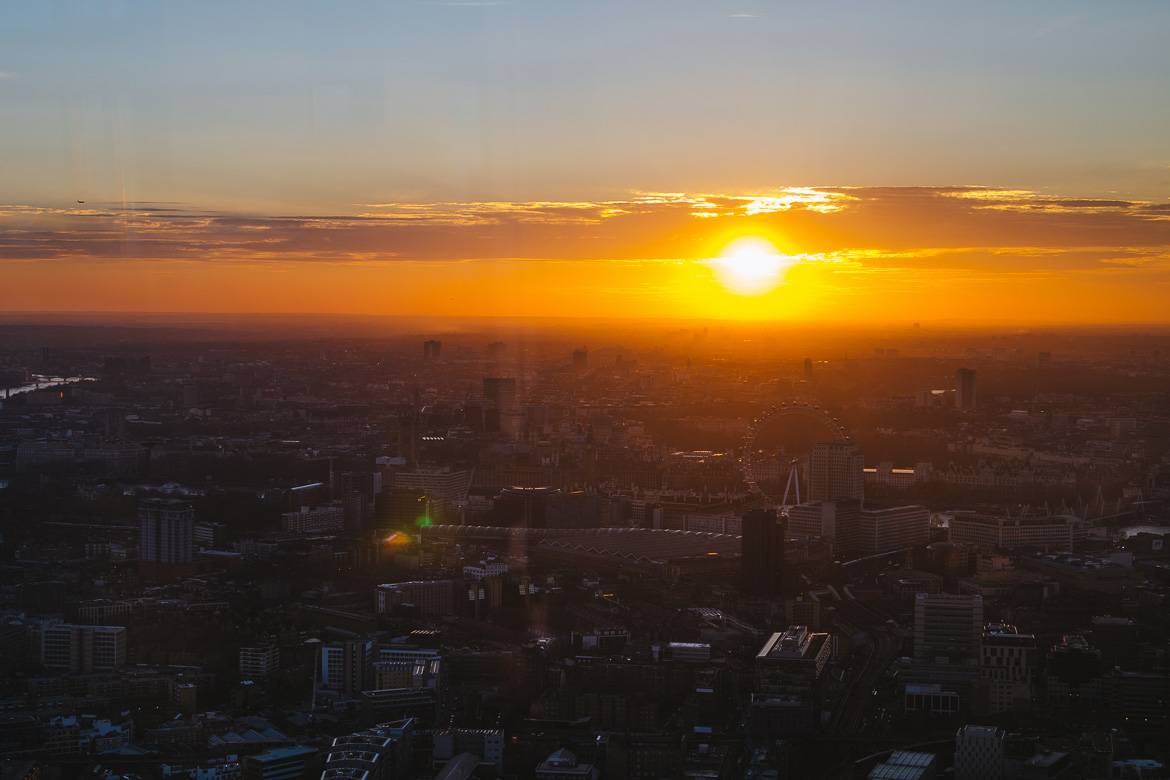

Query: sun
[{"left": 708, "top": 237, "right": 796, "bottom": 295}]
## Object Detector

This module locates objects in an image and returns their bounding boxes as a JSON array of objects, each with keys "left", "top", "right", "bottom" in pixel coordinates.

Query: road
[{"left": 829, "top": 607, "right": 901, "bottom": 736}]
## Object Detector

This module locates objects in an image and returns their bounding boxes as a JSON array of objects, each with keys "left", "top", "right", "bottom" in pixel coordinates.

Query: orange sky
[
  {"left": 4, "top": 5, "right": 1170, "bottom": 324},
  {"left": 3, "top": 187, "right": 1170, "bottom": 324}
]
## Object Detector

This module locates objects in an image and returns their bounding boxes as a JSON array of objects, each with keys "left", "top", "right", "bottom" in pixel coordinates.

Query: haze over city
[{"left": 2, "top": 3, "right": 1170, "bottom": 780}]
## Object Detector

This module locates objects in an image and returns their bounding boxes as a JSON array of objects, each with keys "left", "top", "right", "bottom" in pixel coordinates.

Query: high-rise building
[
  {"left": 751, "top": 625, "right": 833, "bottom": 736},
  {"left": 955, "top": 368, "right": 977, "bottom": 411},
  {"left": 954, "top": 725, "right": 1005, "bottom": 780},
  {"left": 389, "top": 468, "right": 472, "bottom": 524},
  {"left": 807, "top": 442, "right": 864, "bottom": 503},
  {"left": 741, "top": 508, "right": 785, "bottom": 597},
  {"left": 320, "top": 639, "right": 374, "bottom": 695},
  {"left": 978, "top": 624, "right": 1036, "bottom": 715},
  {"left": 422, "top": 339, "right": 442, "bottom": 359},
  {"left": 754, "top": 625, "right": 833, "bottom": 699},
  {"left": 572, "top": 347, "right": 588, "bottom": 370},
  {"left": 483, "top": 377, "right": 521, "bottom": 438},
  {"left": 138, "top": 499, "right": 194, "bottom": 564},
  {"left": 338, "top": 471, "right": 377, "bottom": 531},
  {"left": 39, "top": 624, "right": 127, "bottom": 672},
  {"left": 914, "top": 593, "right": 984, "bottom": 665},
  {"left": 802, "top": 357, "right": 813, "bottom": 381}
]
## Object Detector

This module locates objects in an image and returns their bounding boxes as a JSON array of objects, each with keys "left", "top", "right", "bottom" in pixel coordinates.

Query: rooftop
[
  {"left": 757, "top": 626, "right": 827, "bottom": 662},
  {"left": 248, "top": 745, "right": 317, "bottom": 762}
]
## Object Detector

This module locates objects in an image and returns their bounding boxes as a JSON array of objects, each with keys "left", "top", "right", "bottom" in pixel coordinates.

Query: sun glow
[{"left": 708, "top": 237, "right": 796, "bottom": 295}]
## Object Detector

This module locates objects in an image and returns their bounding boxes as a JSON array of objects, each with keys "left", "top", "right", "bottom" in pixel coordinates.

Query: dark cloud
[{"left": 3, "top": 188, "right": 1169, "bottom": 278}]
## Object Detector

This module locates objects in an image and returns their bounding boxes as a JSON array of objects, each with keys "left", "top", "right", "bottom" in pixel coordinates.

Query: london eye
[{"left": 739, "top": 400, "right": 852, "bottom": 510}]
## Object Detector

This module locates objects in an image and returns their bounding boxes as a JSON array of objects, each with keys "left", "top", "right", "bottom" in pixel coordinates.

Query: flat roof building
[
  {"left": 755, "top": 625, "right": 832, "bottom": 700},
  {"left": 242, "top": 746, "right": 318, "bottom": 780},
  {"left": 39, "top": 623, "right": 127, "bottom": 673},
  {"left": 949, "top": 513, "right": 1085, "bottom": 553},
  {"left": 376, "top": 580, "right": 455, "bottom": 617}
]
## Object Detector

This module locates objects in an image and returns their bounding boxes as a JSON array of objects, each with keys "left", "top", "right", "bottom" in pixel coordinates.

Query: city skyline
[{"left": 4, "top": 4, "right": 1170, "bottom": 777}]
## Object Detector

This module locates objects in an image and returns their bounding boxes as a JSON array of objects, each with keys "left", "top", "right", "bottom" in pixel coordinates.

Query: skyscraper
[
  {"left": 807, "top": 442, "right": 864, "bottom": 504},
  {"left": 483, "top": 376, "right": 522, "bottom": 439},
  {"left": 955, "top": 367, "right": 977, "bottom": 411},
  {"left": 802, "top": 357, "right": 813, "bottom": 381},
  {"left": 337, "top": 470, "right": 381, "bottom": 531},
  {"left": 138, "top": 499, "right": 194, "bottom": 564},
  {"left": 741, "top": 508, "right": 785, "bottom": 597},
  {"left": 422, "top": 339, "right": 442, "bottom": 359}
]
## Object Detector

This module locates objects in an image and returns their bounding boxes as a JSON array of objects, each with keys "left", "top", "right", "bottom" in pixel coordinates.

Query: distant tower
[
  {"left": 138, "top": 499, "right": 194, "bottom": 564},
  {"left": 483, "top": 377, "right": 521, "bottom": 439},
  {"left": 572, "top": 347, "right": 588, "bottom": 371},
  {"left": 423, "top": 339, "right": 442, "bottom": 360},
  {"left": 741, "top": 508, "right": 785, "bottom": 597},
  {"left": 955, "top": 368, "right": 977, "bottom": 411},
  {"left": 802, "top": 357, "right": 813, "bottom": 381},
  {"left": 807, "top": 442, "right": 864, "bottom": 503},
  {"left": 338, "top": 471, "right": 374, "bottom": 531}
]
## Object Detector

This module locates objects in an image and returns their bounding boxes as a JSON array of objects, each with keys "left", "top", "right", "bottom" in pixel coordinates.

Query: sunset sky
[{"left": 3, "top": 1, "right": 1170, "bottom": 322}]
